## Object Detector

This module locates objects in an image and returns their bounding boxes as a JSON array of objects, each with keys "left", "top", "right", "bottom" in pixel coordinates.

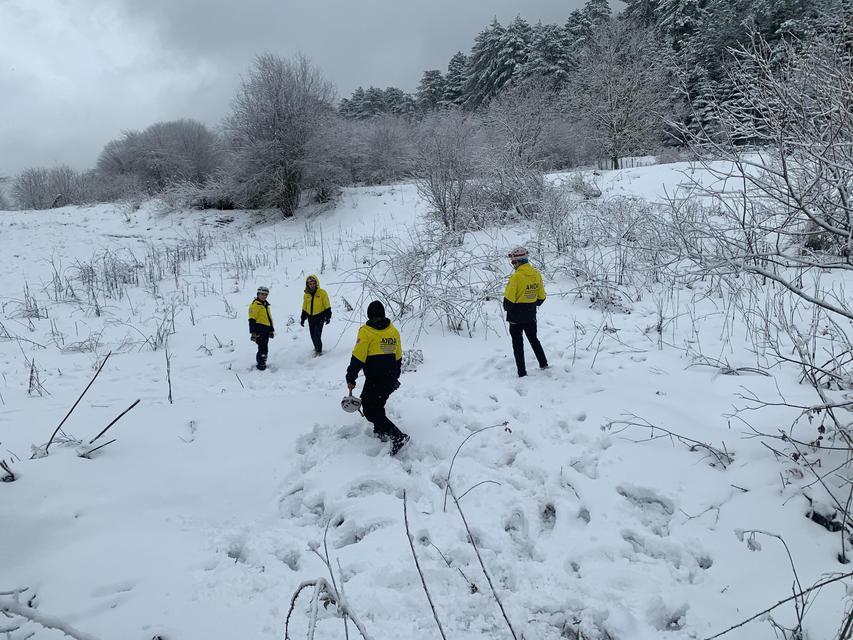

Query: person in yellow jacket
[
  {"left": 503, "top": 247, "right": 548, "bottom": 377},
  {"left": 248, "top": 286, "right": 274, "bottom": 370},
  {"left": 300, "top": 274, "right": 331, "bottom": 356},
  {"left": 345, "top": 300, "right": 410, "bottom": 455}
]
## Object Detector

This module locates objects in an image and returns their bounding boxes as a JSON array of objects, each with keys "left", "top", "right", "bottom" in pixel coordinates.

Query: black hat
[{"left": 367, "top": 300, "right": 385, "bottom": 319}]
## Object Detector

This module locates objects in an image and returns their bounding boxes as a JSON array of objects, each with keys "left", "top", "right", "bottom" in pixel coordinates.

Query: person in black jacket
[{"left": 345, "top": 301, "right": 410, "bottom": 455}]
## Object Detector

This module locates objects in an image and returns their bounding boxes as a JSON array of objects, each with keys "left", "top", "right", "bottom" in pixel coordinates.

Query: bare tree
[
  {"left": 223, "top": 53, "right": 336, "bottom": 216},
  {"left": 564, "top": 20, "right": 668, "bottom": 169},
  {"left": 413, "top": 110, "right": 483, "bottom": 231},
  {"left": 481, "top": 76, "right": 557, "bottom": 217}
]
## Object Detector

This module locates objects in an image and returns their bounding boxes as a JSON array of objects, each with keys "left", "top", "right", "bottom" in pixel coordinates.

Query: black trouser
[
  {"left": 255, "top": 326, "right": 271, "bottom": 366},
  {"left": 361, "top": 380, "right": 405, "bottom": 440},
  {"left": 307, "top": 317, "right": 324, "bottom": 353},
  {"left": 509, "top": 321, "right": 547, "bottom": 375}
]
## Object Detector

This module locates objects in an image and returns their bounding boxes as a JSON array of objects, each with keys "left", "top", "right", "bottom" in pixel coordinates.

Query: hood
[
  {"left": 366, "top": 317, "right": 391, "bottom": 330},
  {"left": 305, "top": 274, "right": 320, "bottom": 293}
]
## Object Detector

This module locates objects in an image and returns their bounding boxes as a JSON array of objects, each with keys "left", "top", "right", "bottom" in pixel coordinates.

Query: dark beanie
[{"left": 367, "top": 300, "right": 385, "bottom": 319}]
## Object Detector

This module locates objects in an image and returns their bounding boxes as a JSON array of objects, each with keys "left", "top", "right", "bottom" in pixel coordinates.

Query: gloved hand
[
  {"left": 300, "top": 319, "right": 305, "bottom": 327},
  {"left": 324, "top": 317, "right": 330, "bottom": 325},
  {"left": 393, "top": 379, "right": 401, "bottom": 391},
  {"left": 347, "top": 382, "right": 356, "bottom": 392},
  {"left": 250, "top": 334, "right": 258, "bottom": 342},
  {"left": 269, "top": 331, "right": 275, "bottom": 339}
]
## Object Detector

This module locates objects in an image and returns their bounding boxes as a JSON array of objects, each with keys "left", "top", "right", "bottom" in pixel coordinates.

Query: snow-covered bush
[
  {"left": 413, "top": 110, "right": 484, "bottom": 232},
  {"left": 355, "top": 226, "right": 503, "bottom": 336}
]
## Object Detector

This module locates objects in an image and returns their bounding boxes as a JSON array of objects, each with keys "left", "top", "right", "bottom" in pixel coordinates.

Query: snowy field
[{"left": 0, "top": 162, "right": 848, "bottom": 639}]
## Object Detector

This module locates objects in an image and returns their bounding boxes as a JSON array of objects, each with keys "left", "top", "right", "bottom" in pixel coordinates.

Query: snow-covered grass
[{"left": 0, "top": 164, "right": 848, "bottom": 640}]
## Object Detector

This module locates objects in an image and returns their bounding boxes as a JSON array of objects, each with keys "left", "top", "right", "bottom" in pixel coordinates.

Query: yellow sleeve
[
  {"left": 352, "top": 326, "right": 370, "bottom": 363},
  {"left": 248, "top": 303, "right": 258, "bottom": 321},
  {"left": 322, "top": 290, "right": 331, "bottom": 311},
  {"left": 395, "top": 327, "right": 403, "bottom": 360},
  {"left": 538, "top": 271, "right": 546, "bottom": 301}
]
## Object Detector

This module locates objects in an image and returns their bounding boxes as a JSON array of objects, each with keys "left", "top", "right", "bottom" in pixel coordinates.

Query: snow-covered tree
[
  {"left": 622, "top": 0, "right": 660, "bottom": 28},
  {"left": 383, "top": 87, "right": 415, "bottom": 115},
  {"left": 463, "top": 19, "right": 508, "bottom": 110},
  {"left": 416, "top": 70, "right": 446, "bottom": 112},
  {"left": 441, "top": 52, "right": 468, "bottom": 107},
  {"left": 223, "top": 53, "right": 336, "bottom": 216},
  {"left": 363, "top": 87, "right": 388, "bottom": 118},
  {"left": 463, "top": 17, "right": 532, "bottom": 110},
  {"left": 521, "top": 21, "right": 574, "bottom": 89},
  {"left": 96, "top": 119, "right": 222, "bottom": 194},
  {"left": 565, "top": 21, "right": 668, "bottom": 169}
]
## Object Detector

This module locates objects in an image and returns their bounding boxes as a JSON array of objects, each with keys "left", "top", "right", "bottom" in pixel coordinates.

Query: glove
[
  {"left": 324, "top": 317, "right": 330, "bottom": 325},
  {"left": 300, "top": 320, "right": 305, "bottom": 327},
  {"left": 347, "top": 382, "right": 356, "bottom": 392},
  {"left": 250, "top": 334, "right": 258, "bottom": 342},
  {"left": 393, "top": 379, "right": 401, "bottom": 391},
  {"left": 269, "top": 331, "right": 275, "bottom": 339}
]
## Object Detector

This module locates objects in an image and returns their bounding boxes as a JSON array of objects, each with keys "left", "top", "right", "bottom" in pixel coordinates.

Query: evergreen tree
[
  {"left": 622, "top": 0, "right": 660, "bottom": 28},
  {"left": 463, "top": 19, "right": 508, "bottom": 109},
  {"left": 655, "top": 0, "right": 705, "bottom": 50},
  {"left": 442, "top": 52, "right": 468, "bottom": 107},
  {"left": 383, "top": 87, "right": 415, "bottom": 115},
  {"left": 342, "top": 87, "right": 367, "bottom": 119},
  {"left": 522, "top": 21, "right": 574, "bottom": 89},
  {"left": 416, "top": 69, "right": 446, "bottom": 112},
  {"left": 495, "top": 16, "right": 533, "bottom": 88},
  {"left": 363, "top": 86, "right": 387, "bottom": 117},
  {"left": 464, "top": 17, "right": 532, "bottom": 109},
  {"left": 583, "top": 0, "right": 612, "bottom": 28}
]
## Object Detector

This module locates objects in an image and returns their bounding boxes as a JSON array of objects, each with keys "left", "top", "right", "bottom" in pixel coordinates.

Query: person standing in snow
[
  {"left": 345, "top": 301, "right": 410, "bottom": 455},
  {"left": 503, "top": 247, "right": 548, "bottom": 377},
  {"left": 248, "top": 286, "right": 274, "bottom": 370},
  {"left": 300, "top": 274, "right": 331, "bottom": 356}
]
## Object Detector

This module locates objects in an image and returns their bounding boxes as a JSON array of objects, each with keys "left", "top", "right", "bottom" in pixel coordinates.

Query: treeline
[{"left": 5, "top": 0, "right": 847, "bottom": 213}]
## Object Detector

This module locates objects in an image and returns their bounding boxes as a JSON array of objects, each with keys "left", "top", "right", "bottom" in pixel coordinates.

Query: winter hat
[
  {"left": 507, "top": 247, "right": 528, "bottom": 260},
  {"left": 257, "top": 286, "right": 270, "bottom": 294},
  {"left": 367, "top": 300, "right": 385, "bottom": 319}
]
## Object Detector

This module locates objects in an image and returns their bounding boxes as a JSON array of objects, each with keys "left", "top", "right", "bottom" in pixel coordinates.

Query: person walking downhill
[
  {"left": 345, "top": 301, "right": 410, "bottom": 455},
  {"left": 503, "top": 247, "right": 548, "bottom": 377},
  {"left": 300, "top": 274, "right": 331, "bottom": 356},
  {"left": 248, "top": 286, "right": 274, "bottom": 370}
]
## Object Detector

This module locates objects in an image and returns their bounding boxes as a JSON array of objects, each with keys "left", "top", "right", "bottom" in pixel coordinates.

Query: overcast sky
[{"left": 0, "top": 0, "right": 599, "bottom": 177}]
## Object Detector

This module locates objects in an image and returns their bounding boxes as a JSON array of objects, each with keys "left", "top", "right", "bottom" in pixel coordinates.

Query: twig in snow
[
  {"left": 284, "top": 578, "right": 373, "bottom": 640},
  {"left": 0, "top": 597, "right": 98, "bottom": 640},
  {"left": 704, "top": 569, "right": 853, "bottom": 640},
  {"left": 403, "top": 490, "right": 448, "bottom": 640},
  {"left": 449, "top": 486, "right": 519, "bottom": 640},
  {"left": 41, "top": 351, "right": 112, "bottom": 456},
  {"left": 443, "top": 421, "right": 509, "bottom": 512},
  {"left": 89, "top": 399, "right": 140, "bottom": 444},
  {"left": 606, "top": 414, "right": 734, "bottom": 469}
]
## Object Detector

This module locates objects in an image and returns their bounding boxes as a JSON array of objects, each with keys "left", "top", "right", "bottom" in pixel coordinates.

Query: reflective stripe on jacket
[{"left": 346, "top": 318, "right": 402, "bottom": 384}]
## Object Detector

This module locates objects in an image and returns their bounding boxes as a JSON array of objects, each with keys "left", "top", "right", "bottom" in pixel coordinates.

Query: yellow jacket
[
  {"left": 503, "top": 263, "right": 545, "bottom": 323},
  {"left": 248, "top": 298, "right": 274, "bottom": 331},
  {"left": 346, "top": 318, "right": 402, "bottom": 384},
  {"left": 301, "top": 275, "right": 332, "bottom": 321}
]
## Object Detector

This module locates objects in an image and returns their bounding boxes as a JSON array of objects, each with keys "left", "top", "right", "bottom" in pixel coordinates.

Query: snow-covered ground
[{"left": 0, "top": 162, "right": 847, "bottom": 639}]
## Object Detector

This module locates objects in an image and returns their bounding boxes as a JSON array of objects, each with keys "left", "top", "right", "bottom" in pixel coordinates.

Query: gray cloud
[{"left": 0, "top": 0, "right": 590, "bottom": 176}]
